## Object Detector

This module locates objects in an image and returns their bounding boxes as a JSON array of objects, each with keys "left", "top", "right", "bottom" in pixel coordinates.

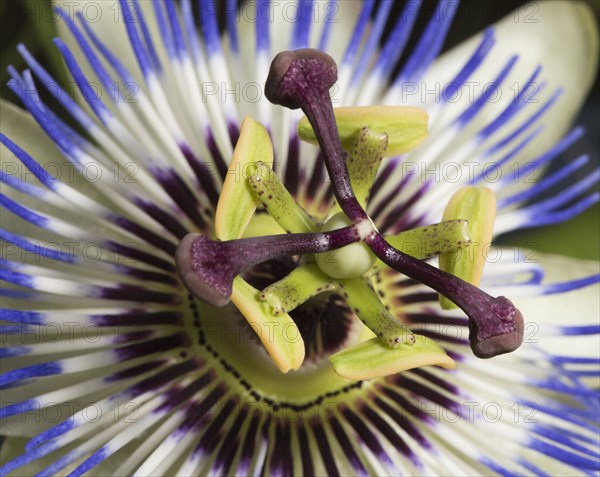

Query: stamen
[
  {"left": 215, "top": 116, "right": 273, "bottom": 241},
  {"left": 381, "top": 219, "right": 470, "bottom": 262},
  {"left": 230, "top": 276, "right": 305, "bottom": 373},
  {"left": 329, "top": 335, "right": 456, "bottom": 381},
  {"left": 258, "top": 263, "right": 336, "bottom": 315},
  {"left": 342, "top": 278, "right": 415, "bottom": 349},
  {"left": 297, "top": 106, "right": 428, "bottom": 156},
  {"left": 439, "top": 186, "right": 496, "bottom": 310},
  {"left": 247, "top": 161, "right": 319, "bottom": 233},
  {"left": 326, "top": 127, "right": 389, "bottom": 214}
]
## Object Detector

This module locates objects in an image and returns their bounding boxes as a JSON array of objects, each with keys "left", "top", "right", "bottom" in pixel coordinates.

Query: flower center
[
  {"left": 187, "top": 295, "right": 363, "bottom": 402},
  {"left": 176, "top": 48, "right": 525, "bottom": 377}
]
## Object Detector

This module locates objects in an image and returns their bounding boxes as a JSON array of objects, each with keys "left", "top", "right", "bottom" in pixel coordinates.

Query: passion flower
[{"left": 1, "top": 1, "right": 598, "bottom": 475}]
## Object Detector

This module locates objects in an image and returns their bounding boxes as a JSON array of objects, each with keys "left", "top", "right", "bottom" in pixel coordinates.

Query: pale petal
[
  {"left": 372, "top": 1, "right": 599, "bottom": 234},
  {"left": 1, "top": 100, "right": 65, "bottom": 172},
  {"left": 421, "top": 0, "right": 598, "bottom": 156},
  {"left": 0, "top": 436, "right": 131, "bottom": 476},
  {"left": 52, "top": 0, "right": 154, "bottom": 89},
  {"left": 0, "top": 101, "right": 118, "bottom": 240},
  {"left": 237, "top": 0, "right": 364, "bottom": 72},
  {"left": 514, "top": 254, "right": 600, "bottom": 360},
  {"left": 1, "top": 101, "right": 76, "bottom": 237}
]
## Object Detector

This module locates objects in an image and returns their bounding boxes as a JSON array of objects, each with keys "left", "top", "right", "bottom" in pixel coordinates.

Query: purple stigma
[
  {"left": 365, "top": 234, "right": 524, "bottom": 358},
  {"left": 265, "top": 48, "right": 368, "bottom": 222},
  {"left": 176, "top": 226, "right": 363, "bottom": 307}
]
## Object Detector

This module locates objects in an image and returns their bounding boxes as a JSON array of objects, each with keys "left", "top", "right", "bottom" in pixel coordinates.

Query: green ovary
[{"left": 315, "top": 212, "right": 377, "bottom": 279}]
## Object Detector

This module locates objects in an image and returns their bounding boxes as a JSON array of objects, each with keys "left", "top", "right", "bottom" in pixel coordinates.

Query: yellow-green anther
[
  {"left": 439, "top": 186, "right": 496, "bottom": 310},
  {"left": 247, "top": 161, "right": 319, "bottom": 233},
  {"left": 297, "top": 106, "right": 428, "bottom": 156},
  {"left": 330, "top": 128, "right": 388, "bottom": 214},
  {"left": 231, "top": 276, "right": 305, "bottom": 373},
  {"left": 371, "top": 220, "right": 471, "bottom": 272},
  {"left": 242, "top": 213, "right": 286, "bottom": 238},
  {"left": 215, "top": 116, "right": 274, "bottom": 240},
  {"left": 329, "top": 335, "right": 456, "bottom": 381},
  {"left": 342, "top": 277, "right": 414, "bottom": 349},
  {"left": 259, "top": 263, "right": 336, "bottom": 315}
]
